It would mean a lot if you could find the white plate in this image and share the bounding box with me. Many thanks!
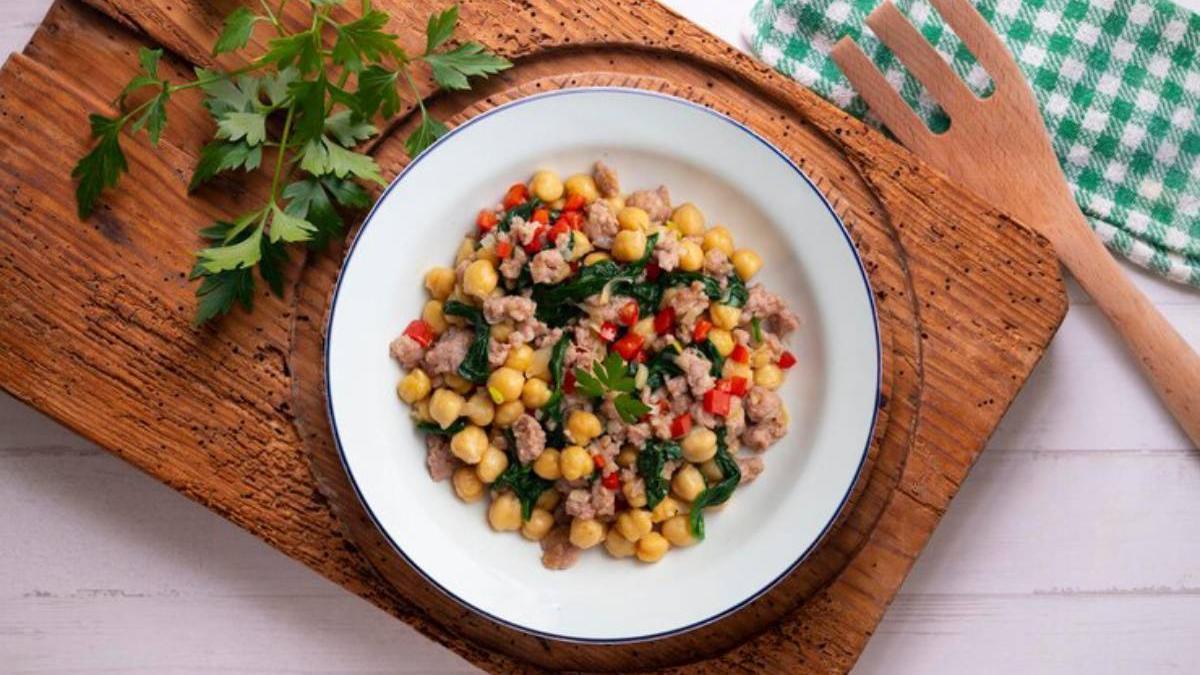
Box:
[325,88,880,643]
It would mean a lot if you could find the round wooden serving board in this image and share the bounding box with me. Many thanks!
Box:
[0,1,1068,673]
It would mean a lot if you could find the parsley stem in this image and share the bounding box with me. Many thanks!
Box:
[399,67,430,117]
[258,0,284,35]
[170,58,271,94]
[269,105,296,204]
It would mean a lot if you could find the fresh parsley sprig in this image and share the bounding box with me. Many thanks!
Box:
[574,352,652,424]
[72,1,510,326]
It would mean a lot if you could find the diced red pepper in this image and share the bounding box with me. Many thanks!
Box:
[657,399,670,413]
[617,301,639,327]
[654,307,675,335]
[563,194,586,212]
[693,318,713,343]
[547,219,571,245]
[563,370,576,394]
[778,351,797,369]
[613,332,644,361]
[403,319,435,348]
[598,321,619,342]
[731,344,750,364]
[670,413,693,438]
[523,225,548,253]
[593,454,607,470]
[635,350,647,364]
[476,209,498,232]
[502,183,528,209]
[561,210,584,230]
[645,261,661,281]
[495,240,513,259]
[602,472,620,490]
[703,388,732,416]
[726,376,749,396]
[531,207,550,225]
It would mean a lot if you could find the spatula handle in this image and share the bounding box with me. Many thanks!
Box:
[1056,211,1200,448]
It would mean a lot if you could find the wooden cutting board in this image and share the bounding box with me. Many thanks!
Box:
[0,0,1067,672]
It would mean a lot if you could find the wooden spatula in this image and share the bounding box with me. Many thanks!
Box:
[832,0,1200,447]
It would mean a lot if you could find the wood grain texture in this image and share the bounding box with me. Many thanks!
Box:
[0,0,1065,673]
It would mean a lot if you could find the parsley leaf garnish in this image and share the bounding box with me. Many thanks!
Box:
[71,2,510,326]
[574,352,652,423]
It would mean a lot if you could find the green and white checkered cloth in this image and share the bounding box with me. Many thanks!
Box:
[747,0,1200,287]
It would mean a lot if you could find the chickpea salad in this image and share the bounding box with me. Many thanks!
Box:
[389,162,801,570]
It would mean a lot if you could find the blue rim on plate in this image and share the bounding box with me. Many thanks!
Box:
[323,87,881,645]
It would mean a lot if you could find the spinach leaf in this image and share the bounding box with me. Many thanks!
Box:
[492,455,553,520]
[721,274,748,308]
[416,418,466,435]
[637,439,682,509]
[541,334,572,448]
[689,428,740,539]
[697,339,726,377]
[612,277,664,316]
[644,349,683,391]
[532,260,623,326]
[661,270,722,299]
[443,300,490,383]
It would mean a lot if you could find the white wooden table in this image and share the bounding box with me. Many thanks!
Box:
[3,2,1198,672]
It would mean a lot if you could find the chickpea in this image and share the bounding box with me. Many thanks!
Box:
[615,509,654,542]
[491,321,514,341]
[662,515,697,546]
[681,427,718,463]
[603,196,626,214]
[566,410,603,445]
[505,344,535,372]
[444,372,474,395]
[454,237,476,265]
[533,448,562,480]
[396,369,431,404]
[755,363,785,390]
[583,252,611,266]
[452,466,485,502]
[420,300,447,336]
[677,239,704,272]
[611,229,648,263]
[462,259,499,298]
[707,328,735,357]
[731,249,764,281]
[475,247,498,266]
[535,488,560,512]
[635,532,670,562]
[487,366,525,404]
[672,464,706,502]
[424,266,456,301]
[751,345,774,368]
[429,388,465,429]
[450,425,488,465]
[412,398,433,422]
[560,445,594,481]
[605,529,637,558]
[616,447,638,468]
[462,390,495,426]
[521,378,553,409]
[710,304,741,331]
[526,347,552,381]
[569,517,606,549]
[549,198,566,210]
[699,458,724,483]
[671,203,705,236]
[650,496,681,523]
[702,226,735,255]
[622,478,648,508]
[564,174,599,204]
[529,170,564,203]
[488,493,523,531]
[493,400,525,427]
[475,446,509,483]
[521,508,555,541]
[617,206,650,231]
